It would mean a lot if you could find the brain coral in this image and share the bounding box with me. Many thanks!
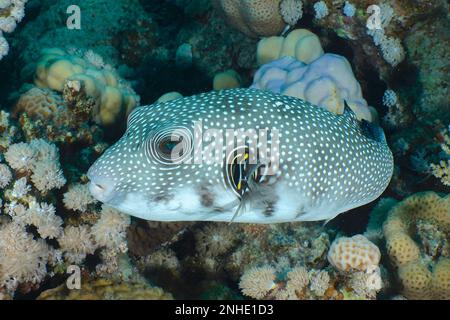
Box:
[251,54,375,121]
[13,87,65,121]
[213,0,287,38]
[32,48,140,126]
[328,235,381,272]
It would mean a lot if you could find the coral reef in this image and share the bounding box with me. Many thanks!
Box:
[256,29,324,66]
[213,0,287,38]
[252,55,374,121]
[0,0,448,302]
[328,235,380,272]
[0,0,27,60]
[38,277,173,300]
[0,110,133,299]
[32,48,139,126]
[213,69,242,90]
[368,192,450,300]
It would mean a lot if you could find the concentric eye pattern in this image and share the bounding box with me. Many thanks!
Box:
[146,126,193,167]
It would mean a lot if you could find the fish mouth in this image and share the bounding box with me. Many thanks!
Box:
[86,168,118,204]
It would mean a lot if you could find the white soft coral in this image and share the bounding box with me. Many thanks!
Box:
[0,0,28,60]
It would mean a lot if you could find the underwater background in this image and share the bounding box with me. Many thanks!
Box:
[0,0,449,300]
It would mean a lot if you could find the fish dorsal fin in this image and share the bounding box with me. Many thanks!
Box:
[343,101,387,143]
[360,119,387,143]
[343,101,358,121]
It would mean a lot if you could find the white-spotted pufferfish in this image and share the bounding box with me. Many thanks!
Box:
[87,89,393,223]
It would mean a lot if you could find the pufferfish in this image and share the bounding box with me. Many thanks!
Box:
[87,89,393,223]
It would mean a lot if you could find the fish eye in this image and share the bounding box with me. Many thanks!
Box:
[158,136,183,157]
[145,126,194,165]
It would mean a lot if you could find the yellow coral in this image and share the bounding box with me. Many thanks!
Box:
[431,258,450,300]
[389,191,450,231]
[213,69,242,90]
[398,262,432,300]
[382,191,450,299]
[38,278,173,300]
[32,48,140,126]
[256,29,324,66]
[213,0,286,38]
[385,233,420,266]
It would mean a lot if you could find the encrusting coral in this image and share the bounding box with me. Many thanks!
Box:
[38,277,173,300]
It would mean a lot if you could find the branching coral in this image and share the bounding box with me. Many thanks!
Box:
[366,3,405,67]
[313,1,329,20]
[0,163,12,188]
[430,128,450,186]
[26,201,63,240]
[280,0,303,27]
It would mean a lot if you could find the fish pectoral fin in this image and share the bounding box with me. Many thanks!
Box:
[229,200,246,224]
